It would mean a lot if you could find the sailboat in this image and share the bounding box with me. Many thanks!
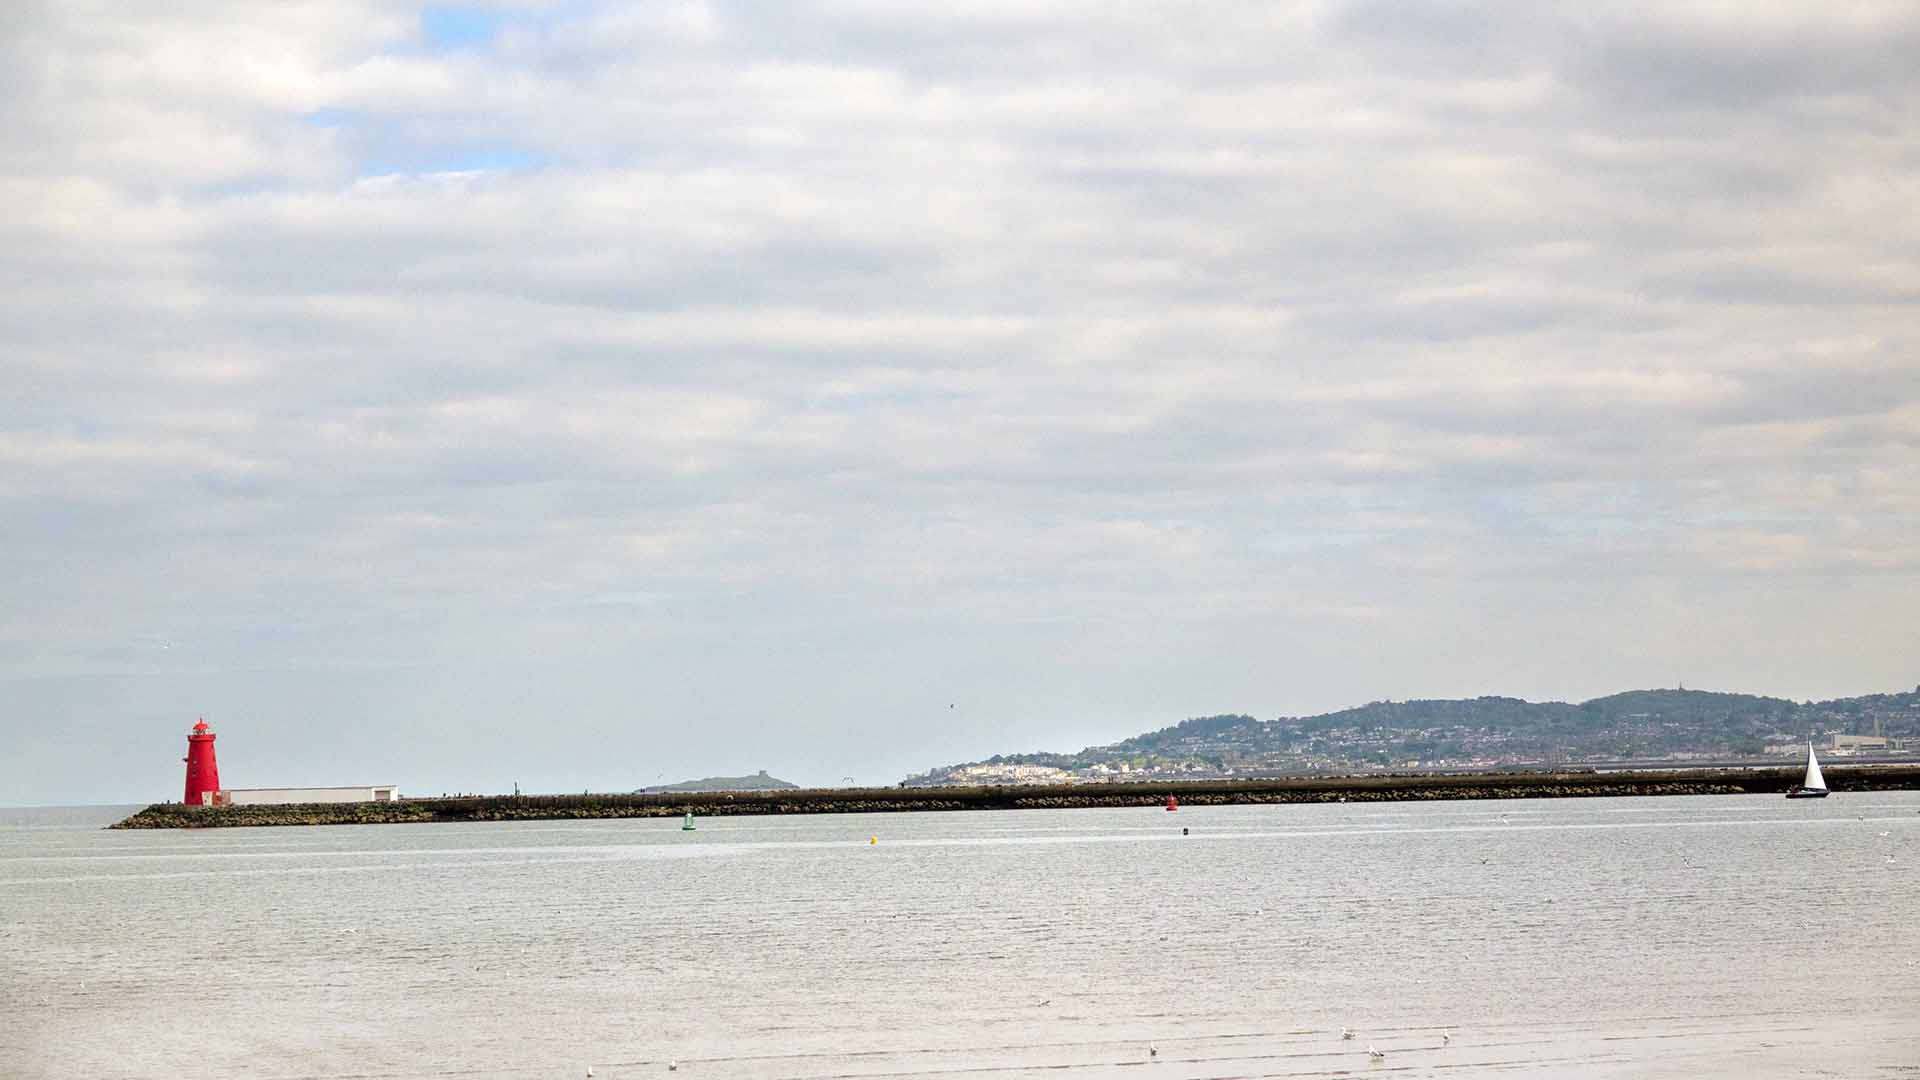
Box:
[1785,741,1829,799]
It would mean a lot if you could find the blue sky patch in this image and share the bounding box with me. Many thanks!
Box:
[363,145,544,177]
[422,7,502,48]
[301,107,364,128]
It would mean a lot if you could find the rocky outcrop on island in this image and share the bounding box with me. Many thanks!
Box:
[634,770,799,794]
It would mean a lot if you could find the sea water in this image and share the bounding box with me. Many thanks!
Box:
[2,794,1917,1078]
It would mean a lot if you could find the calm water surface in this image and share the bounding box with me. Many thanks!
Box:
[3,795,1918,1079]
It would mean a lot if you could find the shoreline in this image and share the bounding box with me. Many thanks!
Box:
[107,764,1920,828]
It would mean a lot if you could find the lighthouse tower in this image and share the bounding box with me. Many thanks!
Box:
[183,718,221,805]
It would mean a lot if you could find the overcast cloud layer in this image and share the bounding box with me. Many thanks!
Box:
[4,1,1918,804]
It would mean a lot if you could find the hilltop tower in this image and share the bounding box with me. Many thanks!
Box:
[183,718,221,805]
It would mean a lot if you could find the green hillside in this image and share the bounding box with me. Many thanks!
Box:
[906,685,1919,784]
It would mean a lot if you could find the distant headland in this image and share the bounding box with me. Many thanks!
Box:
[905,685,1920,786]
[635,770,797,794]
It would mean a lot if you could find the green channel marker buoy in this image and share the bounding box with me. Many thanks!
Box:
[682,811,696,831]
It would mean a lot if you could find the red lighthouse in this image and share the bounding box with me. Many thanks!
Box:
[183,718,221,805]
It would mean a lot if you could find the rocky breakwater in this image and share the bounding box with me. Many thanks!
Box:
[112,801,442,829]
[109,764,1920,829]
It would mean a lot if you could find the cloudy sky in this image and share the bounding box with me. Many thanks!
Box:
[4,1,1917,804]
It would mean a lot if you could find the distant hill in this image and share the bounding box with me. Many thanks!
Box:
[637,770,799,794]
[903,685,1920,785]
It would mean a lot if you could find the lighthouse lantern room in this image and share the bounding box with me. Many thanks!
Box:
[183,718,221,805]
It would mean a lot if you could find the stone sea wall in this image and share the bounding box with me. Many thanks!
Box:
[108,765,1920,829]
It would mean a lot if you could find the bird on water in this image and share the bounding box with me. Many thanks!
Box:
[1148,1042,1158,1057]
[1340,1027,1355,1040]
[1368,1045,1386,1060]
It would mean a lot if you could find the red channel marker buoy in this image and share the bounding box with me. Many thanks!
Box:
[1166,795,1178,811]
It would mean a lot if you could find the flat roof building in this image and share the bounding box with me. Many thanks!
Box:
[209,786,398,806]
[1829,734,1888,753]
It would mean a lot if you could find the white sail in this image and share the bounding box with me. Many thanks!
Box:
[1803,741,1827,791]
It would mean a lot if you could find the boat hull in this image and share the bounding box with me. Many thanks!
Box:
[1785,787,1829,799]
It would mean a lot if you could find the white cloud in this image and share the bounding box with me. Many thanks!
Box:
[2,1,1917,801]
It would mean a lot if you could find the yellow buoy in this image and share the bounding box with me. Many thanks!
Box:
[869,836,877,844]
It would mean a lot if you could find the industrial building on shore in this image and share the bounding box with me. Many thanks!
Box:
[207,785,399,806]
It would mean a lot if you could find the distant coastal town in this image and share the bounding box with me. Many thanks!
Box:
[902,686,1920,787]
